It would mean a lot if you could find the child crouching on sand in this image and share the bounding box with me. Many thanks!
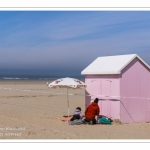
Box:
[70,107,83,121]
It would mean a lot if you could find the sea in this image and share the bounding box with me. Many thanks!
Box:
[0,75,85,82]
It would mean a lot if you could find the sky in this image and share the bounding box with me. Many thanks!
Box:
[0,11,150,78]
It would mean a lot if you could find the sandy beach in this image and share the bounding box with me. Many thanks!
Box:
[0,79,150,140]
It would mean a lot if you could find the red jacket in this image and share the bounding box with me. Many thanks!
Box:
[85,102,100,120]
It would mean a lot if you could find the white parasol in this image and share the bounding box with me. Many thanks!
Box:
[48,77,86,116]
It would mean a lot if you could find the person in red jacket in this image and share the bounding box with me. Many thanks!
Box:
[83,98,100,125]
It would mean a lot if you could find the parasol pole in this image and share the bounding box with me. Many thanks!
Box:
[67,87,69,117]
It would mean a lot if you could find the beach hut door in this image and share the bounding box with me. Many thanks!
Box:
[102,80,111,97]
[101,79,111,117]
[91,79,100,100]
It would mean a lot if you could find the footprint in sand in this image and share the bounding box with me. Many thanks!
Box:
[28,131,36,135]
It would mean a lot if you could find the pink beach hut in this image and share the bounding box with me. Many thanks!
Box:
[81,54,150,124]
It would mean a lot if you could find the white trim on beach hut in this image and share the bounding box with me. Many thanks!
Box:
[81,54,150,74]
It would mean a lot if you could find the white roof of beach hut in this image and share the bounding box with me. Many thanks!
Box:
[81,54,150,75]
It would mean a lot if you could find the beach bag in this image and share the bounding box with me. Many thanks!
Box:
[98,117,112,125]
[68,119,83,125]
